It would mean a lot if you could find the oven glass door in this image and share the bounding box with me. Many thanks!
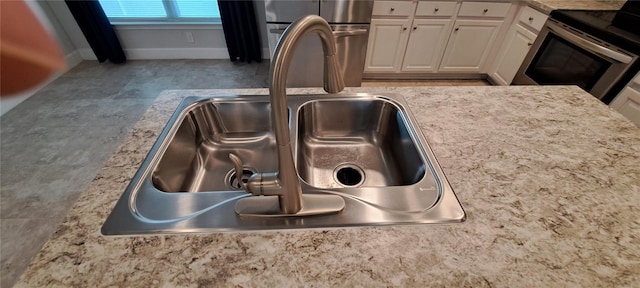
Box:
[525,33,612,91]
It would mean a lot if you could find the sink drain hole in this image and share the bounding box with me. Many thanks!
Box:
[334,164,365,187]
[226,168,256,190]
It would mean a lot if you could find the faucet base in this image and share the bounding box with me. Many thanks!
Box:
[235,194,345,217]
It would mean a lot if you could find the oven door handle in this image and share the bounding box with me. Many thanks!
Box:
[548,25,633,64]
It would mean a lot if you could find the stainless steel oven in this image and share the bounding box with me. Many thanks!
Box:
[514,18,639,101]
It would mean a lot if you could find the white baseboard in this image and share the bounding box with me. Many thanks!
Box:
[124,48,228,59]
[1,93,34,116]
[78,48,97,60]
[64,50,83,69]
[122,47,271,60]
[73,47,270,61]
[1,50,84,116]
[0,71,63,116]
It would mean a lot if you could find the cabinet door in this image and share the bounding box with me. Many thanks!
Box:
[490,24,537,85]
[401,19,453,72]
[439,19,503,72]
[610,87,640,127]
[364,19,410,72]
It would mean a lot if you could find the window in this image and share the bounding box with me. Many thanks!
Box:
[98,0,220,22]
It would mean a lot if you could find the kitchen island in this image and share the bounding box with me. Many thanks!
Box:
[15,86,640,287]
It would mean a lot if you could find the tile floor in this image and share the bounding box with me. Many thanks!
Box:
[0,59,488,287]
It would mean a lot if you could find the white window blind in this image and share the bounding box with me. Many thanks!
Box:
[98,0,220,22]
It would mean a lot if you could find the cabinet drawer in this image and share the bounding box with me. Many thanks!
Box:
[633,72,640,85]
[372,1,414,17]
[518,6,547,32]
[610,87,640,126]
[415,1,457,17]
[458,2,511,18]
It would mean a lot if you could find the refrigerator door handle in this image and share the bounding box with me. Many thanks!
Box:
[269,28,287,34]
[332,29,368,37]
[270,28,368,37]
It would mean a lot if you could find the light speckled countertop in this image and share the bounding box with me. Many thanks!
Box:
[527,0,625,12]
[15,85,640,287]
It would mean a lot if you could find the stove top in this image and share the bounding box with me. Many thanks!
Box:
[551,9,640,54]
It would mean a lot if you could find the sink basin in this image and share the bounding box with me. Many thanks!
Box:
[102,94,465,235]
[297,99,425,188]
[152,101,277,192]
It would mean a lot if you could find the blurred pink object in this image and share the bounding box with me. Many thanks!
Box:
[1,0,66,96]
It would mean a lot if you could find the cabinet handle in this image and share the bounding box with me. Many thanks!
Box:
[454,27,459,31]
[528,43,533,46]
[434,8,439,12]
[413,26,417,30]
[390,7,395,12]
[529,17,534,21]
[483,8,488,13]
[403,26,407,31]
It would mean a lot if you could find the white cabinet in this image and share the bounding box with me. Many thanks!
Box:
[489,5,547,85]
[438,19,502,72]
[365,0,460,74]
[365,1,455,73]
[491,24,536,85]
[415,1,457,17]
[610,88,640,127]
[401,19,452,72]
[610,72,640,127]
[364,1,516,77]
[372,1,414,17]
[457,1,511,18]
[364,19,410,72]
[518,6,547,31]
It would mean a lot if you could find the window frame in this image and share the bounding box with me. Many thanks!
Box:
[101,0,221,24]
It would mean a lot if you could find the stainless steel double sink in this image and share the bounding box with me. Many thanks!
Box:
[102,93,465,235]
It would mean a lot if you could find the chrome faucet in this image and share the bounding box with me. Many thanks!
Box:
[231,15,346,216]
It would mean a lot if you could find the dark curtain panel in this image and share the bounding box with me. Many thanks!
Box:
[218,0,262,63]
[65,0,126,63]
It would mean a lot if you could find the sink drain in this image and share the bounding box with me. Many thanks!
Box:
[225,167,256,190]
[334,164,365,187]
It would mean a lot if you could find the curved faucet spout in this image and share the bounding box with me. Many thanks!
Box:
[271,15,346,97]
[233,15,346,216]
[270,15,345,148]
[269,15,345,214]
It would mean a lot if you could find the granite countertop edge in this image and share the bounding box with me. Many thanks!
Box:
[519,0,624,13]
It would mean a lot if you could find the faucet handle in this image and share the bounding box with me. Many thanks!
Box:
[229,153,248,191]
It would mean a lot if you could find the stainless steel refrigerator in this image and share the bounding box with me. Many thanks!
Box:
[265,0,373,87]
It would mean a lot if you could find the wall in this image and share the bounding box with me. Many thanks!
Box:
[37,1,74,55]
[110,0,270,59]
[40,0,270,60]
[44,0,96,60]
[112,24,233,59]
